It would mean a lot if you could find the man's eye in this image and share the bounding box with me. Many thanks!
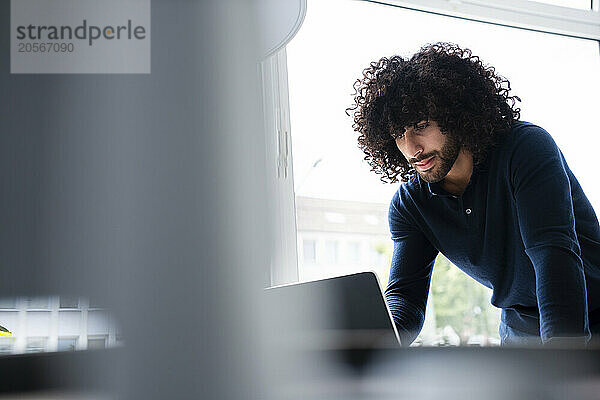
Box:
[415,122,429,130]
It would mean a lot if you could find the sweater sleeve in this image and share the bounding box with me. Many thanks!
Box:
[384,190,438,346]
[510,126,590,343]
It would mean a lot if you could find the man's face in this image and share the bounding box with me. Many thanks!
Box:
[394,120,461,183]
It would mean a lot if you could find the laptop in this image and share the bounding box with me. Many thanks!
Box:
[263,271,401,349]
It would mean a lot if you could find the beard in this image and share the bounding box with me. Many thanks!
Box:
[411,134,461,183]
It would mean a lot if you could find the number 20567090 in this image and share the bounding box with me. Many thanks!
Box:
[18,42,74,53]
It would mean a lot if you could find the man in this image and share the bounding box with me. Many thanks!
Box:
[347,42,600,346]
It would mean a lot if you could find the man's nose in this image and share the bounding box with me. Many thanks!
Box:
[405,133,423,159]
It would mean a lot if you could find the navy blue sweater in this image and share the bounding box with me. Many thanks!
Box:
[385,121,600,345]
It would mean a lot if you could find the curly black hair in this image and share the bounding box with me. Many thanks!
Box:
[346,42,521,183]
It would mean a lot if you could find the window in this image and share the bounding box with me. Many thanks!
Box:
[25,297,49,309]
[284,0,600,345]
[346,242,361,265]
[363,215,379,226]
[89,298,104,309]
[57,337,78,352]
[324,212,346,224]
[302,239,317,263]
[88,336,107,350]
[26,337,47,353]
[288,0,600,208]
[323,240,339,265]
[0,338,14,354]
[59,296,80,309]
[0,298,16,309]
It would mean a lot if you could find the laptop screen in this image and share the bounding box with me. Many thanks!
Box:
[264,272,401,349]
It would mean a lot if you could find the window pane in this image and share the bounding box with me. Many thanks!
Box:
[288,1,600,211]
[302,240,316,263]
[0,338,14,354]
[88,336,107,350]
[0,298,16,309]
[25,297,49,309]
[323,241,338,265]
[88,298,104,309]
[57,337,77,352]
[346,242,361,265]
[26,337,47,353]
[287,0,600,346]
[59,296,80,309]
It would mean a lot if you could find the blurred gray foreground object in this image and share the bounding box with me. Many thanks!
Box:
[0,0,301,398]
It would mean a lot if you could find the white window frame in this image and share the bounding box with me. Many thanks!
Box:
[261,48,300,286]
[367,0,600,40]
[263,0,600,283]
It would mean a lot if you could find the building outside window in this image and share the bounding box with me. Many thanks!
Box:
[0,297,120,356]
[295,196,392,281]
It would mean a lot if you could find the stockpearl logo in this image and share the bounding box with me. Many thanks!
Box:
[11,0,151,74]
